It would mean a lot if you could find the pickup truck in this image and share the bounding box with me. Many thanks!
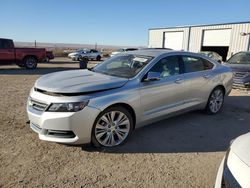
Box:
[0,38,46,69]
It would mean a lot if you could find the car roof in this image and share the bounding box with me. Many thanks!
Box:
[127,49,174,57]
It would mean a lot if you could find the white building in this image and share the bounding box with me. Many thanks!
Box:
[148,21,250,60]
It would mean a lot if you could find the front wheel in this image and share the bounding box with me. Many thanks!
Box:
[205,87,224,114]
[43,57,50,63]
[91,107,133,148]
[24,56,37,69]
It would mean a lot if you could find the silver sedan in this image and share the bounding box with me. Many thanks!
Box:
[27,50,233,148]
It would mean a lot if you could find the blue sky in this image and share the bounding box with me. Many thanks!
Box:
[0,0,249,46]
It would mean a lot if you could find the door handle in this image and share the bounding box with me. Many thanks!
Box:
[175,78,183,84]
[203,74,211,79]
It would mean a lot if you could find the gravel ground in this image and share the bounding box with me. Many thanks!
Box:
[0,58,250,188]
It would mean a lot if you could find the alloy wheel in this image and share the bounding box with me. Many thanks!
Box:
[209,89,224,113]
[94,111,130,147]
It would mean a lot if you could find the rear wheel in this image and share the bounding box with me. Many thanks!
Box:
[43,57,50,63]
[205,87,224,114]
[24,56,37,69]
[91,106,133,148]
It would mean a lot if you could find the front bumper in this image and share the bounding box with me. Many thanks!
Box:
[233,82,250,90]
[215,151,250,188]
[233,76,250,90]
[27,102,101,145]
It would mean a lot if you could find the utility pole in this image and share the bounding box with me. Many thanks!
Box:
[95,42,97,50]
[35,40,37,48]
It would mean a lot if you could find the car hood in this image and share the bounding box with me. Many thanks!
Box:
[231,132,250,167]
[35,70,128,94]
[224,63,250,72]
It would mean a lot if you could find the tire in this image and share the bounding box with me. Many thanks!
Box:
[96,55,101,61]
[91,106,134,148]
[43,57,49,63]
[205,87,225,114]
[24,56,37,69]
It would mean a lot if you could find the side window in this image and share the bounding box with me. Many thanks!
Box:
[149,56,180,78]
[0,40,13,49]
[182,56,205,73]
[202,58,214,70]
[2,40,13,49]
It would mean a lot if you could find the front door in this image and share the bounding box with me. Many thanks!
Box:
[139,55,187,122]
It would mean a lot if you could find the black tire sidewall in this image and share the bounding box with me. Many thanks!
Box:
[91,106,134,148]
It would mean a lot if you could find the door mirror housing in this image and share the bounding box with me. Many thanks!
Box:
[143,72,161,82]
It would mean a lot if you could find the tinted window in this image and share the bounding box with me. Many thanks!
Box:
[182,56,213,73]
[0,40,13,49]
[203,58,214,70]
[149,56,180,78]
[228,52,250,64]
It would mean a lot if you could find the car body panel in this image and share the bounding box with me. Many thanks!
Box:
[34,70,128,93]
[27,50,233,144]
[215,157,225,188]
[215,132,250,188]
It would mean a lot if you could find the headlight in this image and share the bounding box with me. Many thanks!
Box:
[46,101,89,112]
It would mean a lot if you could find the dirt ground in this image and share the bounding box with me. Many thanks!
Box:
[0,58,250,188]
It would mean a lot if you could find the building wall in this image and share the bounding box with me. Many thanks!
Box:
[148,22,250,58]
[188,23,250,58]
[148,27,190,50]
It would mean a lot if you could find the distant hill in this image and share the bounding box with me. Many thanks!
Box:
[14,41,142,50]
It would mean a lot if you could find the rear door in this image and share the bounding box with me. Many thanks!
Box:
[0,39,15,65]
[180,55,215,106]
[139,55,187,122]
[89,49,98,59]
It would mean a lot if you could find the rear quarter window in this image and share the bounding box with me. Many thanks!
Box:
[181,56,214,73]
[202,58,214,70]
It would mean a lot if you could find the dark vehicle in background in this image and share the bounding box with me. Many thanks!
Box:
[43,51,54,63]
[200,51,223,63]
[0,38,46,69]
[224,51,250,89]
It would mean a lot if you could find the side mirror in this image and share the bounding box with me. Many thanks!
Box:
[143,72,161,82]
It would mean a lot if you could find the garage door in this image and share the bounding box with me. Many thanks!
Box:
[164,32,184,50]
[202,29,231,46]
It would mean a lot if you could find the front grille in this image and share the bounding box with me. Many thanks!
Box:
[47,130,76,138]
[29,98,48,111]
[233,72,248,78]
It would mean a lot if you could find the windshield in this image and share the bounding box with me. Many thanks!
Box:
[228,52,250,64]
[93,54,153,78]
